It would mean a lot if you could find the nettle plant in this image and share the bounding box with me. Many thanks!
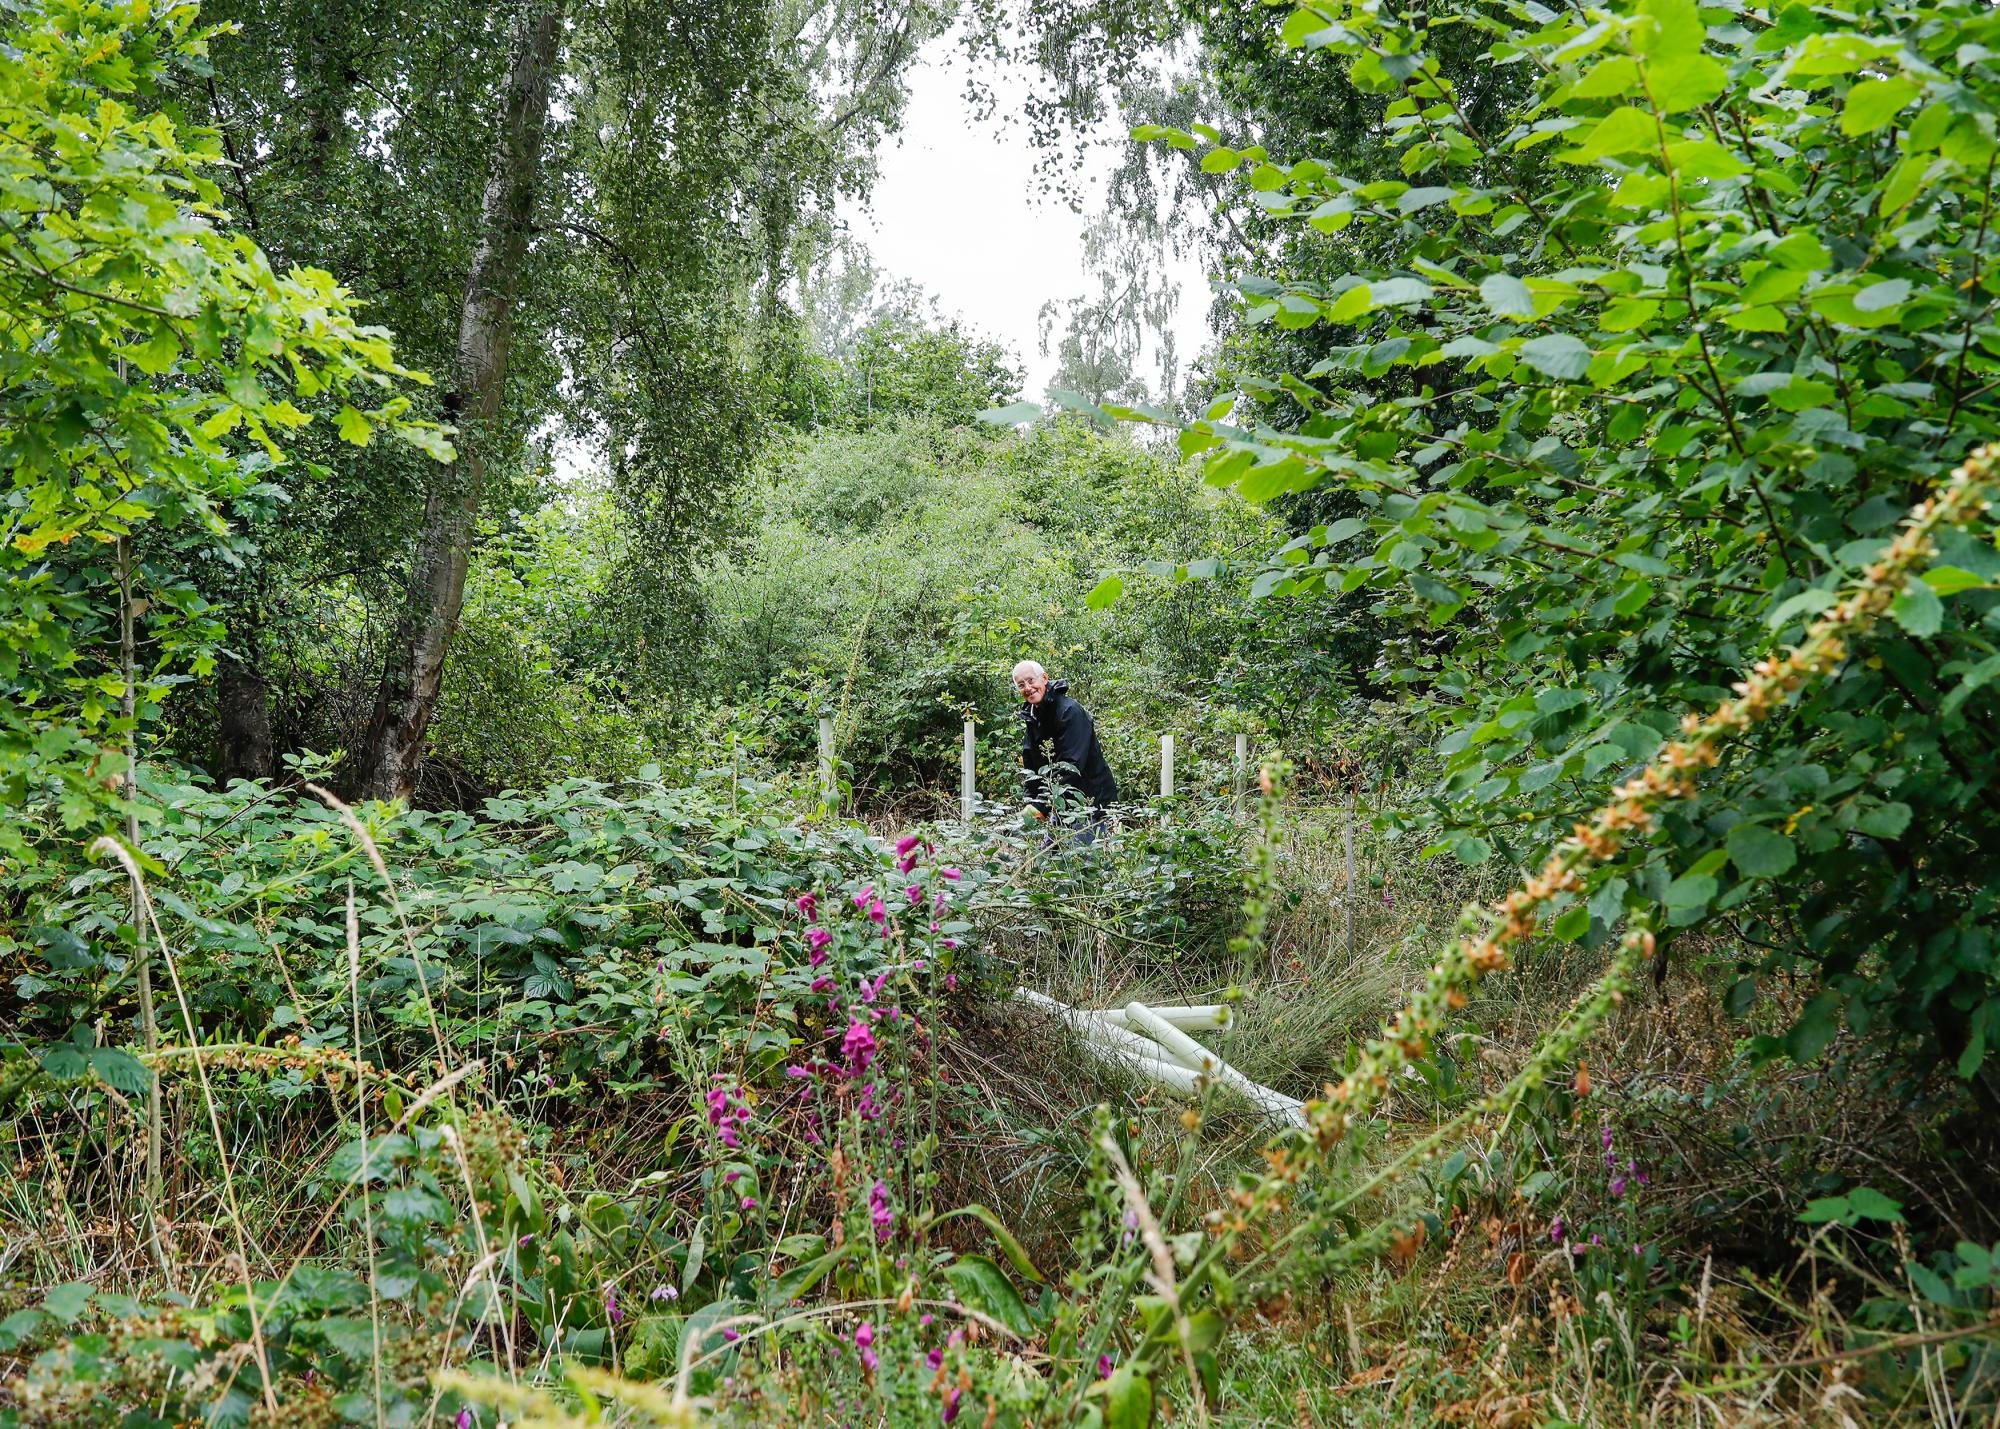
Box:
[1128,0,2000,1094]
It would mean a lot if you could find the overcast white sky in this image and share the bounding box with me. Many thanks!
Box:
[838,33,1214,404]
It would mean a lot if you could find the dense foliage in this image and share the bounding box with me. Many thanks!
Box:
[9,0,2000,1425]
[1081,0,2000,1104]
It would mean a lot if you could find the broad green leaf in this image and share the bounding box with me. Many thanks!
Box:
[1085,575,1125,610]
[1663,871,1717,912]
[926,1204,1046,1283]
[1923,566,1987,596]
[1480,273,1535,319]
[1726,823,1796,878]
[1842,76,1920,136]
[1574,106,1660,159]
[1647,53,1727,113]
[1103,1365,1153,1429]
[1518,334,1592,380]
[1890,577,1943,636]
[1856,801,1913,839]
[940,1254,1033,1336]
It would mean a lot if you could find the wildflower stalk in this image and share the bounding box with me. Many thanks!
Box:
[1196,443,1998,1264]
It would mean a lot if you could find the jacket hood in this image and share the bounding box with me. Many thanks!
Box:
[1021,678,1068,717]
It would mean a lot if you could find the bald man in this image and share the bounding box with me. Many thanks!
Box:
[1012,660,1118,831]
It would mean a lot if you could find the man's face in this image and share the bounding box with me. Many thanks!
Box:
[1014,670,1048,704]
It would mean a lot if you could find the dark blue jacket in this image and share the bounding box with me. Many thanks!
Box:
[1021,680,1118,812]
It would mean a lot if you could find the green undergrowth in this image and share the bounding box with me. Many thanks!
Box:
[4,764,1995,1426]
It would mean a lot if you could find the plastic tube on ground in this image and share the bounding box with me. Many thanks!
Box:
[1098,1003,1233,1035]
[1011,990,1206,1094]
[1122,1001,1307,1128]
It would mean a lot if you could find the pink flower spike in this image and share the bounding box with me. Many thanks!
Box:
[811,975,833,993]
[456,1409,475,1429]
[906,884,923,903]
[920,1313,934,1327]
[740,1195,757,1210]
[843,1019,878,1073]
[861,1347,879,1373]
[945,973,958,991]
[855,1320,875,1349]
[853,884,875,908]
[795,892,817,917]
[895,833,921,856]
[1098,1353,1114,1378]
[868,897,887,925]
[722,1327,739,1342]
[927,1346,944,1369]
[942,938,959,950]
[940,866,961,880]
[897,853,918,873]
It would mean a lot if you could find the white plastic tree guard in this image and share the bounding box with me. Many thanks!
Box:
[1011,988,1306,1128]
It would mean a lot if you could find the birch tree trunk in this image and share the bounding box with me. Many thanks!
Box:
[352,0,562,801]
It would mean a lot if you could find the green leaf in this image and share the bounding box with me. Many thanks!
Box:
[1663,871,1716,913]
[1726,823,1796,879]
[1842,76,1921,136]
[41,1283,93,1325]
[978,401,1041,426]
[335,405,372,446]
[1943,653,2000,718]
[1846,1187,1906,1224]
[1574,106,1660,159]
[1647,53,1727,113]
[1369,277,1433,307]
[1786,991,1843,1061]
[1279,8,1333,46]
[926,1204,1046,1283]
[1518,334,1592,380]
[1890,577,1943,636]
[940,1254,1033,1336]
[1085,575,1126,610]
[1855,801,1912,839]
[1103,1365,1154,1429]
[1480,273,1535,319]
[1922,565,1986,596]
